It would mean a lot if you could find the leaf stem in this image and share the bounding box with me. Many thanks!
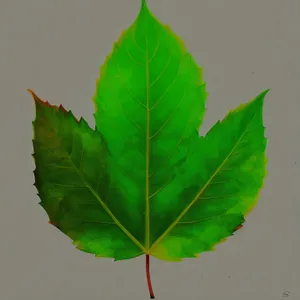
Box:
[146,254,155,299]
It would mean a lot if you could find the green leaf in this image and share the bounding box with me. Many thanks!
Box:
[29,0,269,297]
[30,90,145,260]
[148,89,269,261]
[93,0,207,252]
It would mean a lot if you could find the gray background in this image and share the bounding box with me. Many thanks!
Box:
[1,0,299,299]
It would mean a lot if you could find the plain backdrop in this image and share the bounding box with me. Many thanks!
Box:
[1,0,299,299]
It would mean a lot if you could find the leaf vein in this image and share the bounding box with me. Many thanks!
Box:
[131,27,145,53]
[116,95,143,130]
[178,214,226,224]
[44,164,74,170]
[116,64,147,109]
[149,88,187,140]
[200,193,240,200]
[149,55,171,88]
[50,182,87,188]
[149,112,258,252]
[148,180,170,200]
[81,221,116,225]
[126,48,145,67]
[149,58,183,111]
[148,39,160,64]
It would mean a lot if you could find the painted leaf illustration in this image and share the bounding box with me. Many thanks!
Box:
[30,0,269,298]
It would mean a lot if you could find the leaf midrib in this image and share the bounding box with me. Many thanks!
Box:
[148,112,258,253]
[145,35,151,251]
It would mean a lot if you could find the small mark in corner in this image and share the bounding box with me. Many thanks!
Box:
[282,290,291,298]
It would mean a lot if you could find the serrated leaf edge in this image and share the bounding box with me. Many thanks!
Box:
[28,89,147,255]
[148,89,270,255]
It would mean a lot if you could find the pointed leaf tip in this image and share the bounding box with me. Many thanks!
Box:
[27,89,45,107]
[140,0,148,10]
[27,88,36,100]
[27,89,45,106]
[259,88,271,100]
[27,89,43,107]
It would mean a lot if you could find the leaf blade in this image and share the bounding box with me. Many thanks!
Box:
[149,89,269,260]
[30,90,145,259]
[93,3,208,250]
